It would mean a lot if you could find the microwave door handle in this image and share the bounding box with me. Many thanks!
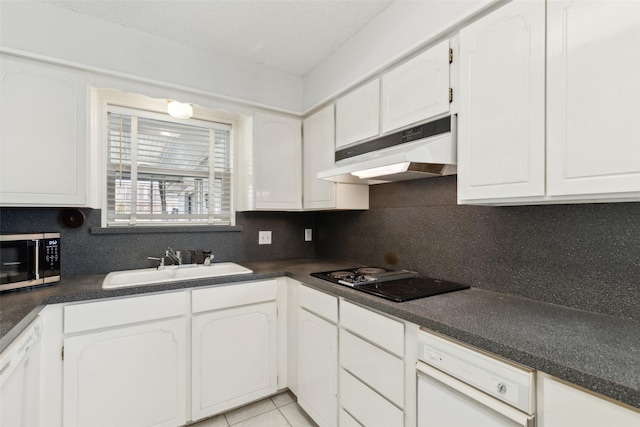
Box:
[31,239,40,281]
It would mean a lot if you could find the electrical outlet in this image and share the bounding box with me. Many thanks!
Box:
[305,228,312,242]
[259,230,272,245]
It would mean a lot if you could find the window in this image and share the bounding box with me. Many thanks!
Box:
[106,105,233,226]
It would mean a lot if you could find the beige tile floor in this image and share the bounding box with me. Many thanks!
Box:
[188,391,318,427]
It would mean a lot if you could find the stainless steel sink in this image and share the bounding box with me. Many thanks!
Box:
[102,263,253,289]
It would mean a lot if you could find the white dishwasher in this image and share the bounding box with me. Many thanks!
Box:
[0,317,43,427]
[417,329,535,427]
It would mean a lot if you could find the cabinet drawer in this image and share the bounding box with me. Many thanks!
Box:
[340,369,403,427]
[299,285,338,323]
[340,300,404,357]
[192,280,277,313]
[64,291,186,334]
[340,329,404,407]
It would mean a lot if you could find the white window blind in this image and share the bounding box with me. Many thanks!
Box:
[106,107,232,226]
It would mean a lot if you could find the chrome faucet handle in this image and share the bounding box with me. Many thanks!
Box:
[203,255,214,266]
[166,247,182,265]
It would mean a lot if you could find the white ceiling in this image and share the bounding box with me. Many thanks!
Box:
[44,0,394,76]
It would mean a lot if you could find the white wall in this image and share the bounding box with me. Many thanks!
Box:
[1,0,503,115]
[0,1,303,113]
[302,0,500,112]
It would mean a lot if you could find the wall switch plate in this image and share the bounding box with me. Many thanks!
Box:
[305,229,312,242]
[259,231,272,245]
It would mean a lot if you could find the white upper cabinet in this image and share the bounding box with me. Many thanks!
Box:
[253,112,302,210]
[457,0,546,203]
[382,39,451,133]
[335,79,380,149]
[458,0,640,204]
[0,56,89,207]
[546,0,640,197]
[302,105,368,210]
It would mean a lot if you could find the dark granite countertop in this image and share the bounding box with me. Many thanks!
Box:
[1,257,638,410]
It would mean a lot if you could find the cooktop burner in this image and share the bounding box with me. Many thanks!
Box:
[311,267,469,302]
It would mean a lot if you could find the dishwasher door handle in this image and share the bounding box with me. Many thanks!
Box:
[417,362,535,427]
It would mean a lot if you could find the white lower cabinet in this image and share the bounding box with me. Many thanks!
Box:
[63,318,187,427]
[339,300,415,427]
[539,374,640,427]
[60,281,280,427]
[297,286,339,427]
[294,286,417,427]
[191,290,278,420]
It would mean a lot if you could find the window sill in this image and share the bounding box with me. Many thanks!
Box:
[90,225,243,235]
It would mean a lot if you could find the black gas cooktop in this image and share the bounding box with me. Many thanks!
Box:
[310,267,469,302]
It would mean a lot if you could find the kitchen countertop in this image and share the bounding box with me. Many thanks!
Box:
[1,257,638,410]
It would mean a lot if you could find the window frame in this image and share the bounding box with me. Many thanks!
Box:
[95,89,238,228]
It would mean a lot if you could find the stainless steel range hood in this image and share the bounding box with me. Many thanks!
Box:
[317,115,457,185]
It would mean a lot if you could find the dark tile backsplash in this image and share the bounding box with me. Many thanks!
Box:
[314,176,640,321]
[2,176,639,320]
[0,208,315,276]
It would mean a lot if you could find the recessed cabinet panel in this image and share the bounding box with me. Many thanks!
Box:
[253,112,302,210]
[546,0,640,196]
[63,318,187,427]
[192,301,278,420]
[382,39,451,133]
[0,56,88,206]
[336,80,380,149]
[191,280,277,313]
[457,0,545,202]
[64,291,186,334]
[297,307,338,427]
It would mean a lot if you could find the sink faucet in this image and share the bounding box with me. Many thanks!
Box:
[165,247,182,265]
[147,247,182,269]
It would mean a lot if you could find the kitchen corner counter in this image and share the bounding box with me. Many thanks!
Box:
[1,257,638,410]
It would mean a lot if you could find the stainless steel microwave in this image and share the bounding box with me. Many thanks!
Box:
[0,233,60,292]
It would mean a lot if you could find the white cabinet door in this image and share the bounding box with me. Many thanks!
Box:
[192,301,278,420]
[457,0,546,203]
[540,376,640,427]
[297,307,338,427]
[303,105,337,209]
[303,105,369,210]
[0,55,89,207]
[546,0,640,197]
[253,112,302,210]
[382,39,451,133]
[63,318,187,427]
[336,79,380,148]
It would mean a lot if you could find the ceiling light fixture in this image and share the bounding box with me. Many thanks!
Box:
[167,100,193,119]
